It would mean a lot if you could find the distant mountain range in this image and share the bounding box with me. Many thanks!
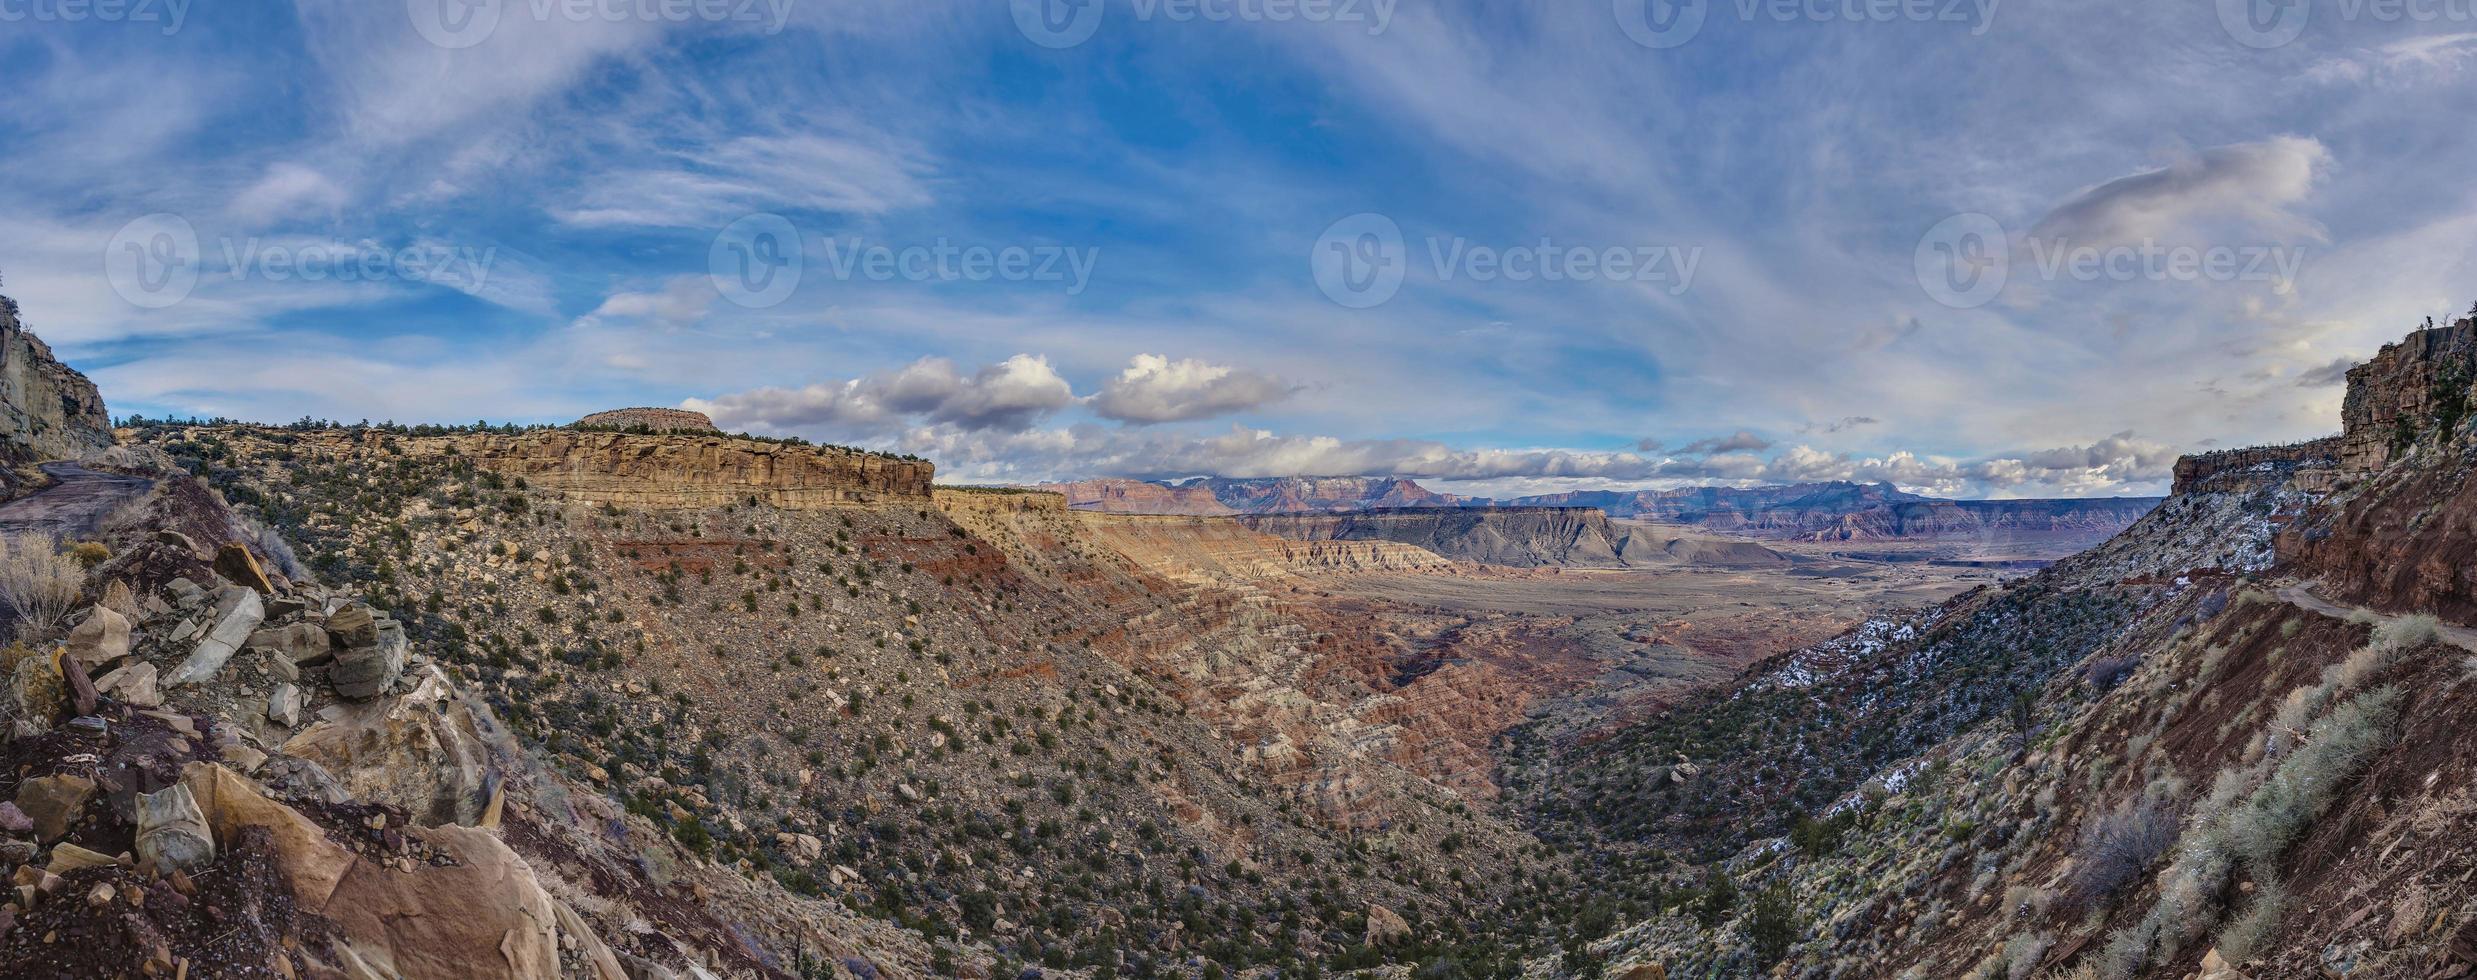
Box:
[1038,476,2163,544]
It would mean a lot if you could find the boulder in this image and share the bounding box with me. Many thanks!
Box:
[249,622,332,667]
[15,773,95,842]
[1366,904,1411,946]
[283,669,493,826]
[321,824,563,980]
[95,660,162,708]
[214,542,275,593]
[330,617,408,701]
[63,606,131,669]
[134,782,214,873]
[181,763,357,907]
[166,586,265,686]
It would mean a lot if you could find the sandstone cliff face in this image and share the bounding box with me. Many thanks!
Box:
[1041,478,1236,515]
[1239,506,1635,567]
[316,429,932,509]
[2170,437,2341,494]
[2335,318,2477,474]
[0,295,112,465]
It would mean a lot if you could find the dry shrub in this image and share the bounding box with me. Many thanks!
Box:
[2067,798,2178,910]
[0,532,84,639]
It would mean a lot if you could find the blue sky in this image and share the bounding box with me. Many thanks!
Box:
[6,1,2477,497]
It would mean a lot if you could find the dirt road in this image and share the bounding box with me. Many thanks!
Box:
[2280,581,2477,653]
[0,462,156,541]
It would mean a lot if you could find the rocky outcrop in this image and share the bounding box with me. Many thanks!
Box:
[2170,437,2342,494]
[0,295,112,467]
[1042,478,1237,515]
[2284,318,2477,618]
[2335,317,2477,474]
[1240,506,1637,567]
[310,429,933,509]
[573,407,719,432]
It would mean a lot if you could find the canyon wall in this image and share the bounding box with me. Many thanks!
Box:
[1042,477,1236,515]
[1239,506,1635,567]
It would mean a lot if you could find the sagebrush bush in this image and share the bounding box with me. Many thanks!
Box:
[2214,877,2286,964]
[0,533,84,638]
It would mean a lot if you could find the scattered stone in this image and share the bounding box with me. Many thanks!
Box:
[63,606,131,669]
[95,661,162,708]
[324,604,380,648]
[154,530,201,556]
[14,774,96,842]
[135,783,216,874]
[220,744,268,773]
[163,577,205,606]
[45,842,122,874]
[84,881,114,908]
[248,622,330,667]
[99,579,140,621]
[0,802,29,834]
[66,715,108,737]
[214,542,275,593]
[267,682,305,727]
[166,586,266,686]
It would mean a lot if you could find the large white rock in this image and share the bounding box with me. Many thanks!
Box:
[167,587,265,686]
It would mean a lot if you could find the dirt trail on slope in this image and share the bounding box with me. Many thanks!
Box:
[0,461,156,540]
[2280,581,2477,652]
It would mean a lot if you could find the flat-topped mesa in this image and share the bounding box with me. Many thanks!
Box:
[573,407,720,433]
[2170,437,2342,495]
[348,428,932,509]
[2338,316,2477,473]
